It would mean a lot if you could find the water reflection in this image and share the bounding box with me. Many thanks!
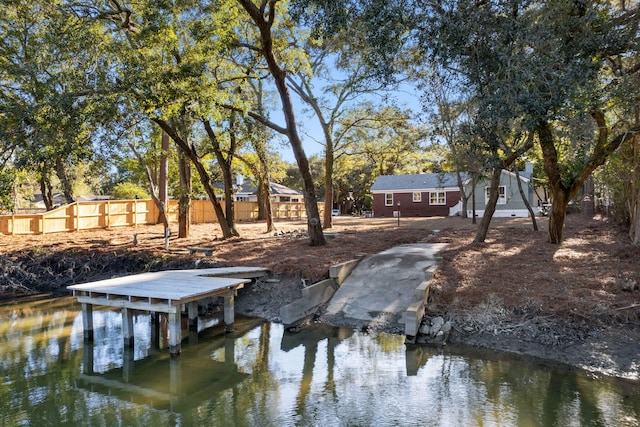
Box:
[1,297,639,426]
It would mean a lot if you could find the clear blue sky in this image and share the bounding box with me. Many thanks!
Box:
[276,82,424,164]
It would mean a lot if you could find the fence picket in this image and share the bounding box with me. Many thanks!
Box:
[0,200,323,235]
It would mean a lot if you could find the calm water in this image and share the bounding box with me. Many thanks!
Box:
[1,297,639,427]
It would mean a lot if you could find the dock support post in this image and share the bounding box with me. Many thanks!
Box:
[188,302,198,332]
[122,308,134,348]
[224,292,235,333]
[82,343,94,374]
[81,303,94,342]
[150,312,160,350]
[224,336,235,364]
[168,311,182,355]
[123,347,135,382]
[170,357,183,401]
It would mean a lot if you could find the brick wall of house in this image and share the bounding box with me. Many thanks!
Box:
[372,190,461,217]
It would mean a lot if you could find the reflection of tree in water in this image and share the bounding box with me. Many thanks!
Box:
[2,300,640,426]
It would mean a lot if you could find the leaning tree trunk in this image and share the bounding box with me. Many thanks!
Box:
[323,139,334,229]
[238,0,325,246]
[203,119,239,237]
[474,168,502,242]
[471,175,477,225]
[514,165,538,231]
[178,149,191,238]
[629,124,640,245]
[153,118,235,239]
[39,175,54,211]
[631,192,640,246]
[54,156,75,204]
[456,170,469,219]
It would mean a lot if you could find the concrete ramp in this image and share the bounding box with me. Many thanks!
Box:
[322,243,448,330]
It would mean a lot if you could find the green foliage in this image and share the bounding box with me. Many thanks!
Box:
[111,183,150,200]
[0,168,16,213]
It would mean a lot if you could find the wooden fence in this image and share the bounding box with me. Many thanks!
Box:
[0,199,322,235]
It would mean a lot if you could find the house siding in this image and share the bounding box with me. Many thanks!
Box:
[373,190,461,217]
[465,171,535,217]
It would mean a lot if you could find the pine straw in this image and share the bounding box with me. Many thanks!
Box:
[429,215,640,326]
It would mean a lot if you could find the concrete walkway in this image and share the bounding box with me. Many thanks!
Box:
[322,243,448,330]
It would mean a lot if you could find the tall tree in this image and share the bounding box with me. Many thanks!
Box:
[342,105,427,176]
[286,26,399,228]
[236,0,325,245]
[84,0,245,239]
[421,0,640,243]
[0,2,108,206]
[298,0,640,244]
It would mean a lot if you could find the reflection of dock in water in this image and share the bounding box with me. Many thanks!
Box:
[79,353,247,410]
[78,317,264,411]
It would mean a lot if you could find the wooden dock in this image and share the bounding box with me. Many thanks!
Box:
[68,267,269,355]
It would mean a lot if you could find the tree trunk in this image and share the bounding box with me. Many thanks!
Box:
[203,118,239,237]
[178,149,191,238]
[322,132,334,229]
[548,191,568,243]
[323,140,334,229]
[474,168,502,242]
[580,176,595,216]
[157,131,169,226]
[631,193,640,245]
[456,170,469,219]
[127,140,168,229]
[471,175,477,224]
[152,118,235,239]
[537,116,639,243]
[39,174,54,211]
[257,180,266,220]
[258,178,274,233]
[54,157,75,204]
[514,165,538,231]
[238,0,325,246]
[630,133,640,245]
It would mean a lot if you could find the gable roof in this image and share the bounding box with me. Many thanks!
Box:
[215,181,302,196]
[371,173,462,192]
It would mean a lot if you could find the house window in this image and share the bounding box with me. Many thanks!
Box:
[385,193,393,206]
[485,186,507,204]
[280,196,291,202]
[429,191,446,205]
[412,192,422,202]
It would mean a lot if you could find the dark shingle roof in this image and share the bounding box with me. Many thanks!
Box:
[371,173,462,191]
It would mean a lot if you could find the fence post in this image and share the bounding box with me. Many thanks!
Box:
[74,202,79,232]
[133,200,138,227]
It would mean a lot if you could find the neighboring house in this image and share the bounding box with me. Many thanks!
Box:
[215,177,303,203]
[371,165,539,218]
[234,182,303,203]
[370,173,463,217]
[462,166,538,218]
[32,193,111,210]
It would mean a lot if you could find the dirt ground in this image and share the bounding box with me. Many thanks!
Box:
[1,214,639,379]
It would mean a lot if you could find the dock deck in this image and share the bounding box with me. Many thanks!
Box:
[68,267,269,355]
